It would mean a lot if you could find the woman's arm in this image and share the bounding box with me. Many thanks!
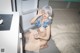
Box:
[30,9,42,24]
[30,15,39,24]
[38,25,51,41]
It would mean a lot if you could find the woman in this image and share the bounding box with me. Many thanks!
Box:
[25,5,52,52]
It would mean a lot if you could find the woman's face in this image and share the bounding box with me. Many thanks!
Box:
[41,10,49,19]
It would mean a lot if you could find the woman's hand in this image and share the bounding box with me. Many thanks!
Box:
[38,9,43,16]
[34,31,39,39]
[30,9,42,24]
[34,34,39,39]
[29,29,39,39]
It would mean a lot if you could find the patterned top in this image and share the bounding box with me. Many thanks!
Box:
[35,16,52,28]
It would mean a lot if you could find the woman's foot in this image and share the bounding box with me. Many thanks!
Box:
[40,44,48,49]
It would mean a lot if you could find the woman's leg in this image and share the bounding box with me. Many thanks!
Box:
[40,40,48,49]
[25,29,41,51]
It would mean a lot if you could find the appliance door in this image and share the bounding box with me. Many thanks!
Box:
[17,0,38,32]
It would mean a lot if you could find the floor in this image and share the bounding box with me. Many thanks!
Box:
[23,38,60,53]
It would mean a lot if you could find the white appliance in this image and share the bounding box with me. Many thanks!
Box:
[0,12,19,53]
[17,0,38,32]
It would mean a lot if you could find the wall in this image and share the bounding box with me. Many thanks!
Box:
[49,0,80,9]
[52,9,80,24]
[49,0,80,24]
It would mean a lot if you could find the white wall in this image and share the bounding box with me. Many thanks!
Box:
[0,0,12,12]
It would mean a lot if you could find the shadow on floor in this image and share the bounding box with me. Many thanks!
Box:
[40,39,60,53]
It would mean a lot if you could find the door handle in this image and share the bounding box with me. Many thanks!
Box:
[0,17,3,25]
